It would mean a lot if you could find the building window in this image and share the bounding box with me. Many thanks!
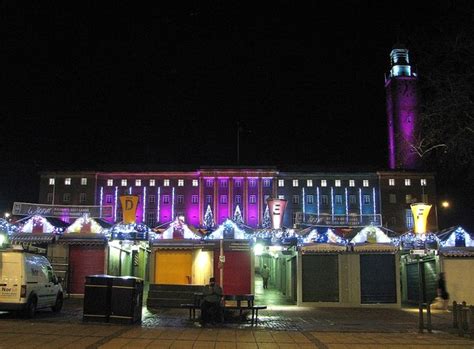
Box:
[389,194,397,203]
[106,195,113,204]
[263,179,271,187]
[390,217,397,225]
[235,195,241,204]
[307,195,314,204]
[292,179,299,187]
[420,178,427,186]
[220,180,228,188]
[149,179,155,187]
[264,195,270,202]
[349,195,356,204]
[220,195,227,204]
[292,195,299,204]
[406,209,414,229]
[192,179,198,187]
[49,178,55,185]
[335,180,341,187]
[107,179,113,186]
[335,195,342,204]
[191,195,198,204]
[307,179,313,187]
[278,179,284,187]
[349,180,355,187]
[146,212,155,226]
[81,178,87,185]
[278,195,285,200]
[121,179,127,186]
[422,194,428,203]
[65,178,71,185]
[248,179,256,188]
[249,195,256,204]
[206,179,213,187]
[234,180,241,188]
[321,180,327,187]
[206,195,212,203]
[79,193,86,203]
[47,193,53,203]
[405,194,412,204]
[63,193,71,202]
[135,179,141,186]
[164,179,170,187]
[177,195,184,204]
[149,195,155,203]
[321,195,329,205]
[389,178,395,186]
[178,179,184,187]
[363,180,369,187]
[163,195,170,204]
[363,195,370,204]
[405,178,411,186]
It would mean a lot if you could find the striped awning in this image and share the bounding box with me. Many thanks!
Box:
[58,233,108,246]
[9,233,57,244]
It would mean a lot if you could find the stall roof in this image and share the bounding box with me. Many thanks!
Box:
[437,226,473,248]
[58,233,108,245]
[9,233,57,243]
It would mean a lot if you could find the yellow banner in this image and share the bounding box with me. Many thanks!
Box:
[120,195,139,224]
[411,203,432,234]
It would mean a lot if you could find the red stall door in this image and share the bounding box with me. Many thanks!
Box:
[214,251,251,295]
[69,246,105,294]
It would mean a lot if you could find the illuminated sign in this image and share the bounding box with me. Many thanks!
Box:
[12,202,113,218]
[267,198,287,230]
[410,203,432,234]
[120,196,139,224]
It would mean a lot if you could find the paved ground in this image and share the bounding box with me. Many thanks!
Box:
[0,296,472,348]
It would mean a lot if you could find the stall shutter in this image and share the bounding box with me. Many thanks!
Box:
[360,254,396,304]
[214,251,251,294]
[406,259,437,304]
[69,246,105,294]
[302,254,339,302]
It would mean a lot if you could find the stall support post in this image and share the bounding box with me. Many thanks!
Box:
[417,257,424,333]
[469,306,474,340]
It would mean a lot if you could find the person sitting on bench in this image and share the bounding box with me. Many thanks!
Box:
[200,277,223,324]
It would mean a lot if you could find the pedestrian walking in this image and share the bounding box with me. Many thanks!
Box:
[261,264,270,289]
[437,272,449,310]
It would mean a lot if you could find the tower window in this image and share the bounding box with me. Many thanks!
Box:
[107,179,113,186]
[49,178,55,185]
[135,179,141,186]
[65,178,71,186]
[335,180,341,187]
[149,179,156,187]
[307,179,313,187]
[81,178,87,185]
[420,179,427,186]
[164,179,170,187]
[389,178,395,186]
[349,180,355,187]
[278,180,284,187]
[404,179,411,186]
[363,180,369,187]
[178,180,184,187]
[292,179,299,187]
[321,180,327,187]
[121,179,127,187]
[192,180,199,187]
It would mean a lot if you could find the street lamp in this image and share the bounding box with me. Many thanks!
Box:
[441,201,450,209]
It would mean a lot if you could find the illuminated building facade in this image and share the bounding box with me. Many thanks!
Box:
[38,168,437,233]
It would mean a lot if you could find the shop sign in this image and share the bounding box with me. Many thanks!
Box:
[12,202,113,218]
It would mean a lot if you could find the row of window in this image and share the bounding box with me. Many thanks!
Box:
[101,193,373,205]
[389,193,428,204]
[49,177,428,188]
[49,178,88,186]
[47,193,87,203]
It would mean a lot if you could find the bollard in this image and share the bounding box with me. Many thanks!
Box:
[453,301,458,328]
[458,304,464,337]
[426,303,432,333]
[470,306,474,340]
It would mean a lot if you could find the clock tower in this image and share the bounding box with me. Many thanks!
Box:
[385,45,419,169]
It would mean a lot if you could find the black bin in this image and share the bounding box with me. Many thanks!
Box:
[83,274,115,322]
[109,277,144,324]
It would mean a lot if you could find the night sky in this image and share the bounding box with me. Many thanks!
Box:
[1,1,472,228]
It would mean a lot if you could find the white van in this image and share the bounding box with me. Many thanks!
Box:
[0,249,63,317]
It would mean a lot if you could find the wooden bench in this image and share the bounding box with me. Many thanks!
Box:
[181,293,267,325]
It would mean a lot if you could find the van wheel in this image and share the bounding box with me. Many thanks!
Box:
[25,297,37,318]
[52,294,63,313]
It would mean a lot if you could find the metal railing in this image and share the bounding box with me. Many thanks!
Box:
[452,301,474,339]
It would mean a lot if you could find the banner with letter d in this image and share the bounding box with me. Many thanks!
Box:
[120,195,139,224]
[410,203,432,234]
